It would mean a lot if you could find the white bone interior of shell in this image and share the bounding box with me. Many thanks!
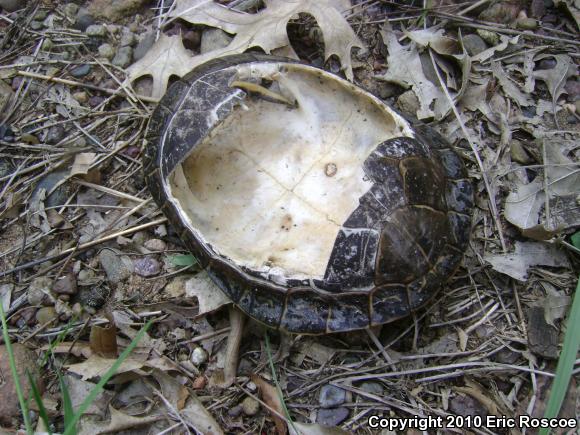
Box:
[169,63,413,281]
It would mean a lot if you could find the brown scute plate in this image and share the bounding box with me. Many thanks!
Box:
[144,54,474,334]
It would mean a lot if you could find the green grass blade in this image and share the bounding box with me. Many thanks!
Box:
[26,370,52,435]
[62,319,152,435]
[58,370,75,429]
[539,275,580,435]
[264,333,299,435]
[0,302,33,433]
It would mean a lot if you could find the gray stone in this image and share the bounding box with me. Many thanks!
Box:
[319,385,346,408]
[70,64,91,77]
[112,46,133,68]
[133,256,161,277]
[34,10,47,20]
[98,43,115,59]
[200,28,232,54]
[316,407,349,426]
[133,32,155,61]
[144,238,166,251]
[537,58,557,70]
[99,250,132,283]
[396,90,420,117]
[191,347,208,366]
[46,124,65,144]
[360,381,384,396]
[516,18,538,30]
[120,29,136,47]
[63,3,79,19]
[74,9,95,31]
[41,38,54,51]
[527,306,559,359]
[564,79,580,102]
[462,34,487,56]
[227,405,243,418]
[85,24,106,37]
[0,0,24,12]
[30,21,43,30]
[53,273,77,295]
[27,277,53,306]
[36,306,57,325]
[241,397,260,416]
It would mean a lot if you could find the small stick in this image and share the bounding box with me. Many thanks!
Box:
[16,70,159,103]
[0,217,167,278]
[223,306,245,386]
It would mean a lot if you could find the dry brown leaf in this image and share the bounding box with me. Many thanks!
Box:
[89,322,118,358]
[484,241,571,281]
[251,374,287,435]
[125,33,196,99]
[471,35,519,63]
[78,405,162,435]
[44,342,93,358]
[66,355,146,380]
[532,54,576,108]
[504,138,580,234]
[127,0,364,99]
[70,152,97,177]
[491,61,533,107]
[65,375,114,418]
[185,270,231,315]
[289,423,350,435]
[378,27,450,120]
[554,0,580,30]
[152,370,224,435]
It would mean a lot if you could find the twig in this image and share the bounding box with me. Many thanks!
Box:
[16,70,159,103]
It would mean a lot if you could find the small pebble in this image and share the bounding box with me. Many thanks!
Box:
[120,29,136,47]
[228,405,243,418]
[99,250,132,283]
[0,0,23,12]
[564,79,580,102]
[74,10,95,31]
[462,33,487,56]
[144,238,166,251]
[192,376,206,390]
[21,133,39,144]
[36,306,57,325]
[72,302,83,317]
[41,39,53,51]
[133,32,156,61]
[52,273,77,295]
[27,277,53,306]
[88,95,105,107]
[98,43,115,59]
[85,24,106,37]
[537,58,556,70]
[73,91,88,103]
[516,18,538,30]
[191,347,208,366]
[45,125,65,144]
[70,64,91,78]
[360,381,384,395]
[317,407,349,426]
[34,10,47,20]
[112,46,133,68]
[30,21,43,30]
[63,3,79,18]
[134,256,161,277]
[123,145,141,158]
[183,29,201,49]
[241,397,260,416]
[319,385,346,408]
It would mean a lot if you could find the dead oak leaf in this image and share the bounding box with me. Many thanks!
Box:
[378,28,449,120]
[125,33,196,99]
[127,0,364,99]
[170,0,363,78]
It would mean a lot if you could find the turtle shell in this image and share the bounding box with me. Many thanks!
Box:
[144,54,474,334]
